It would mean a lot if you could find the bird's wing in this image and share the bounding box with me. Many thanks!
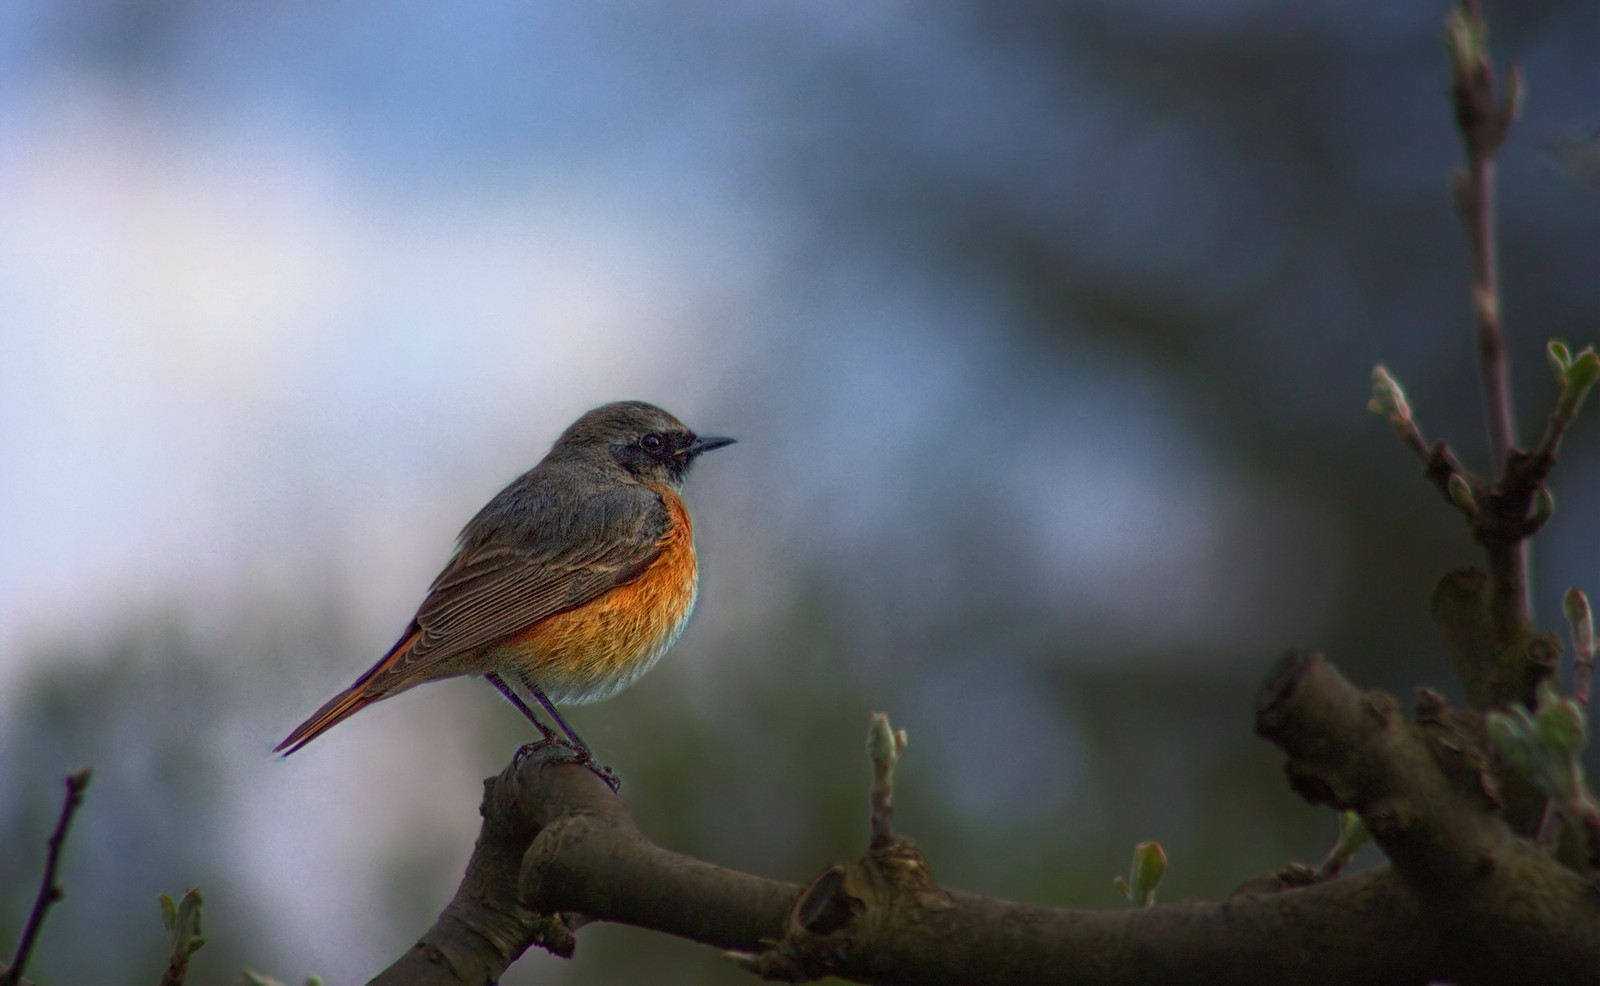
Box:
[273,482,671,755]
[399,482,670,674]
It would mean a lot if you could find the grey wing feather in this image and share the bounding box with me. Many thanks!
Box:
[400,482,669,671]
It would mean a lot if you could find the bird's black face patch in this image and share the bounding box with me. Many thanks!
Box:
[612,430,698,482]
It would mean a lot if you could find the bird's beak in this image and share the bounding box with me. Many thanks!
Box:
[684,435,736,457]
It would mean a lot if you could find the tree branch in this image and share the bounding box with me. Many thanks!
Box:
[1255,651,1600,983]
[3,770,90,986]
[1448,0,1519,470]
[378,695,1600,986]
[367,746,574,986]
[1445,0,1530,636]
[0,966,35,986]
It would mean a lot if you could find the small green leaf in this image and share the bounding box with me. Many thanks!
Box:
[161,888,205,961]
[1487,709,1540,778]
[1535,683,1588,760]
[1560,350,1600,418]
[1116,841,1167,907]
[1336,810,1370,855]
[1549,340,1574,378]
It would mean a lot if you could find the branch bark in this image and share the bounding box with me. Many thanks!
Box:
[375,697,1600,986]
[1255,651,1600,984]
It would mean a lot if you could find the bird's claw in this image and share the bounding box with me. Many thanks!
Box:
[514,738,622,792]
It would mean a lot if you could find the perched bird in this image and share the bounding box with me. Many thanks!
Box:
[275,400,734,783]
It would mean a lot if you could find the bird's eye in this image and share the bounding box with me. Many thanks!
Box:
[640,434,664,451]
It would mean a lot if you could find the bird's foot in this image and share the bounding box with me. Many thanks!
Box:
[514,738,621,793]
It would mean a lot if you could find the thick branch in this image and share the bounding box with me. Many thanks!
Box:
[368,747,572,986]
[1432,568,1558,714]
[1255,651,1600,983]
[1256,651,1505,886]
[517,760,798,949]
[382,726,1600,986]
[743,865,1425,986]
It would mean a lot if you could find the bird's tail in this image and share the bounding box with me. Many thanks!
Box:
[274,622,421,756]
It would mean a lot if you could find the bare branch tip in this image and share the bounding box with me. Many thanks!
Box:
[4,769,95,986]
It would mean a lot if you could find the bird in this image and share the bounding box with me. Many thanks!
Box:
[274,400,734,784]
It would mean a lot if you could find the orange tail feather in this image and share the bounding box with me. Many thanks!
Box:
[273,686,377,755]
[274,623,421,756]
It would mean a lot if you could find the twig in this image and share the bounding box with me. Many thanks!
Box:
[1447,0,1521,466]
[158,889,205,986]
[1316,811,1371,880]
[867,712,909,849]
[1446,0,1529,626]
[3,770,92,986]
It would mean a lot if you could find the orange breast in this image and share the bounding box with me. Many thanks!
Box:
[499,483,699,704]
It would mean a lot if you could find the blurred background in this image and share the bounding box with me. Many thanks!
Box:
[2,1,1597,983]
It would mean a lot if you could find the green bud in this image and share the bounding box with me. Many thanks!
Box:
[1115,841,1167,907]
[1565,587,1591,626]
[1367,365,1412,423]
[1566,587,1593,655]
[1443,9,1476,74]
[867,712,907,763]
[1448,474,1477,516]
[867,711,907,795]
[1532,487,1555,526]
[159,888,205,960]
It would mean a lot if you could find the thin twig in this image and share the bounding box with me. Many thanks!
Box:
[3,770,92,986]
[1446,0,1529,629]
[1448,0,1520,466]
[1529,407,1580,475]
[1459,134,1515,467]
[1369,366,1479,513]
[867,712,908,849]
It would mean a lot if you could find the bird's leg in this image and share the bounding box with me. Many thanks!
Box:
[486,672,619,792]
[518,673,620,792]
[485,672,561,743]
[527,684,592,752]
